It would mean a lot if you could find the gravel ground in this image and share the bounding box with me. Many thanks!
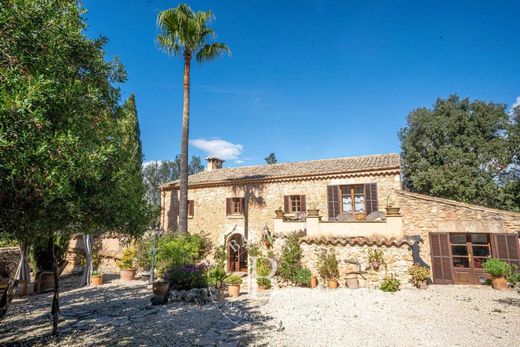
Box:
[250,285,520,347]
[1,277,519,346]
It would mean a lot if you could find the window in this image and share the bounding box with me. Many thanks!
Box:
[284,195,306,214]
[187,200,194,217]
[226,198,244,215]
[341,185,365,215]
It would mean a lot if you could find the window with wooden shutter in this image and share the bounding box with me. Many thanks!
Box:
[429,232,454,284]
[491,233,520,267]
[327,186,340,221]
[284,195,306,213]
[187,200,194,217]
[364,183,378,215]
[226,198,244,215]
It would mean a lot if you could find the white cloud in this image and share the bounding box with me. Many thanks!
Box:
[190,138,243,160]
[512,96,520,113]
[234,160,244,164]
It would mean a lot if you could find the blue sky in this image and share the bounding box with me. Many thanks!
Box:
[83,0,520,166]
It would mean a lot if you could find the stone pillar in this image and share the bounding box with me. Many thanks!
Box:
[385,214,403,238]
[306,211,321,237]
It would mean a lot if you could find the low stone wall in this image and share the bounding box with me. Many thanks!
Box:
[0,247,21,279]
[273,237,414,288]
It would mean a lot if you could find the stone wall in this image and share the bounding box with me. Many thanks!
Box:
[0,247,20,279]
[162,171,401,249]
[272,237,414,288]
[396,191,520,266]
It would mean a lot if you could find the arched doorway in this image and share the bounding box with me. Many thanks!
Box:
[227,233,248,272]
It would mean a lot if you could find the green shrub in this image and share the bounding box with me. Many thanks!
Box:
[30,234,69,274]
[224,274,243,286]
[135,237,152,271]
[317,250,339,281]
[118,246,136,270]
[0,236,17,248]
[207,265,227,288]
[278,234,303,281]
[257,277,271,289]
[367,249,384,263]
[294,268,312,287]
[483,258,510,277]
[507,264,520,285]
[156,233,211,272]
[166,264,207,290]
[380,275,400,292]
[408,264,431,286]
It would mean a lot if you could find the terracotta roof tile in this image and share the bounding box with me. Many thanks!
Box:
[163,153,400,188]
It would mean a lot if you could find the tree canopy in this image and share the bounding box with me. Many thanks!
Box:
[143,156,204,206]
[265,153,278,165]
[399,95,520,211]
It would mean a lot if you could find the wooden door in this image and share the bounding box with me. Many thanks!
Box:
[227,234,248,272]
[450,233,492,284]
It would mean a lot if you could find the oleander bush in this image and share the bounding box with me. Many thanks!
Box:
[294,268,312,287]
[317,250,339,281]
[166,264,207,290]
[278,233,303,282]
[483,258,510,277]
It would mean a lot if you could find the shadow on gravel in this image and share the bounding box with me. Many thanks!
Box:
[1,281,276,346]
[496,297,520,308]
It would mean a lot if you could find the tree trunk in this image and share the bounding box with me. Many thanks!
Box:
[51,238,60,336]
[178,51,192,233]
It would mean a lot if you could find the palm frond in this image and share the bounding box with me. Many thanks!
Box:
[196,43,231,63]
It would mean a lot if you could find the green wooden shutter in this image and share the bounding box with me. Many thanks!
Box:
[327,186,340,221]
[364,183,378,215]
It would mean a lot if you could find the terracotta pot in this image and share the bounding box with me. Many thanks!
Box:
[228,284,241,297]
[345,274,359,289]
[258,285,270,292]
[91,275,104,286]
[153,281,169,296]
[385,206,401,216]
[310,276,318,288]
[263,239,271,249]
[15,280,27,297]
[371,261,380,271]
[120,268,136,281]
[38,272,55,293]
[417,280,427,289]
[327,279,339,289]
[491,276,508,290]
[275,209,285,218]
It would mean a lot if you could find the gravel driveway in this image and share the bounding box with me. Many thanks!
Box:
[1,277,519,346]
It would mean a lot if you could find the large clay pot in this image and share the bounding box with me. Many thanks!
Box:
[345,274,359,289]
[91,275,104,286]
[327,279,339,289]
[491,276,508,290]
[385,206,401,216]
[120,268,136,282]
[417,280,427,289]
[153,281,169,296]
[310,276,318,288]
[228,284,241,297]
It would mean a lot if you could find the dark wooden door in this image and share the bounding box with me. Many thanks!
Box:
[450,233,491,284]
[227,234,248,272]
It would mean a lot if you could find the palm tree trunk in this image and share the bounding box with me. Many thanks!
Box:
[178,51,192,233]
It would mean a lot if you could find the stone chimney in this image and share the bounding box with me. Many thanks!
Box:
[206,157,224,171]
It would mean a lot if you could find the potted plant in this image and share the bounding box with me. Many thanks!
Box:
[275,207,285,218]
[483,258,510,290]
[384,194,400,215]
[367,249,385,271]
[225,274,243,297]
[345,273,359,289]
[380,274,400,292]
[408,264,431,289]
[117,246,137,281]
[294,268,312,287]
[318,250,339,288]
[257,277,271,291]
[91,270,104,286]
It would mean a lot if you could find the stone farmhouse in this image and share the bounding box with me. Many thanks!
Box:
[160,153,520,287]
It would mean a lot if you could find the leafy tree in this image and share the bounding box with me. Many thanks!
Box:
[156,3,230,232]
[399,95,519,211]
[265,153,278,165]
[143,156,204,206]
[0,0,153,330]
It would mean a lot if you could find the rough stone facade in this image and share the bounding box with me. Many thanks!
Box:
[0,247,21,279]
[396,191,520,266]
[272,238,414,288]
[162,170,401,248]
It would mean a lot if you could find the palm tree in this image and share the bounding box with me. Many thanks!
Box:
[156,4,230,232]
